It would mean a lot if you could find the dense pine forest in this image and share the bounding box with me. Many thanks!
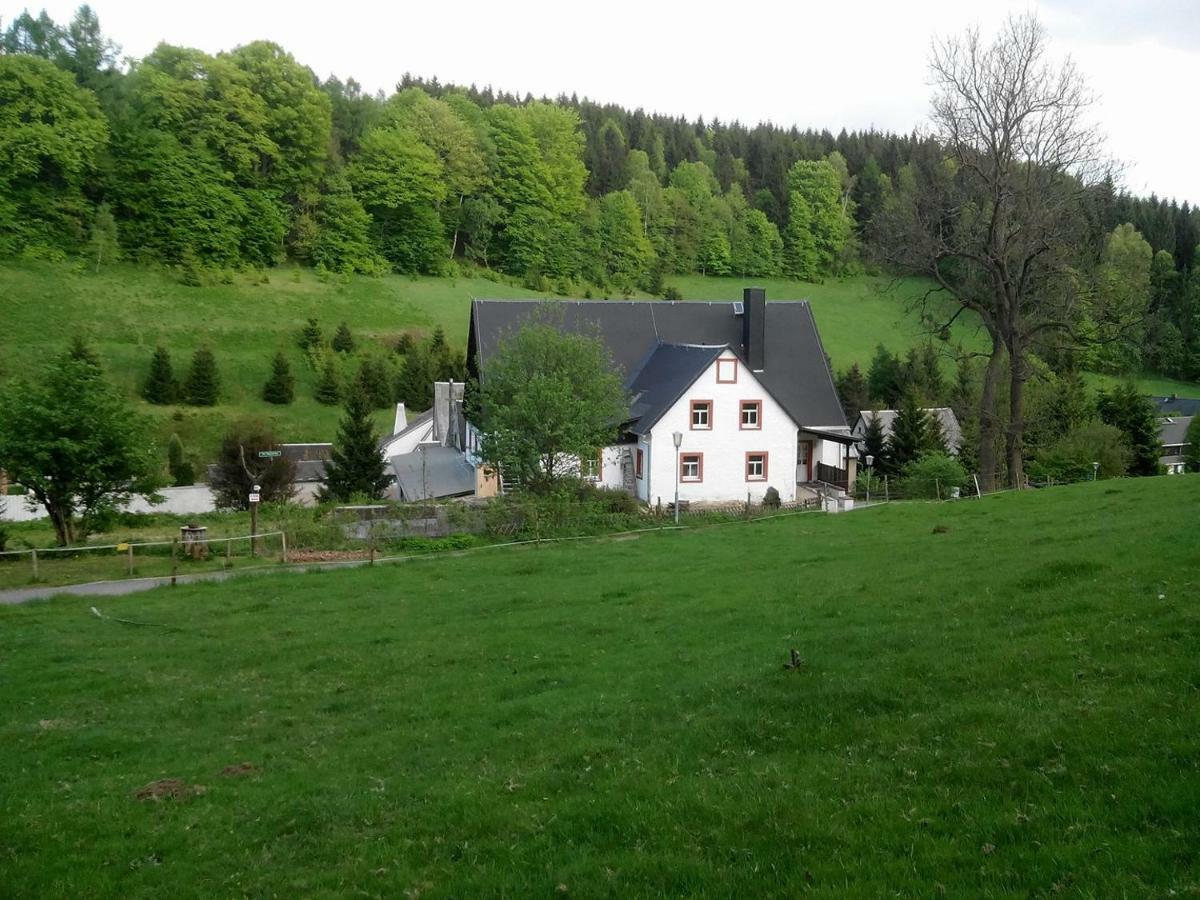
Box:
[2,6,1200,384]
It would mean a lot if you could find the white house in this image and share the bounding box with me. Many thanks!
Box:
[1158,415,1193,474]
[466,289,857,505]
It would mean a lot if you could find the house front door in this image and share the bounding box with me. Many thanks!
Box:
[797,439,813,482]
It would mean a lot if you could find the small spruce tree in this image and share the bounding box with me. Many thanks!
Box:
[314,354,342,405]
[887,392,932,471]
[394,332,415,356]
[356,357,393,409]
[320,383,393,501]
[67,336,103,373]
[836,363,870,422]
[142,346,178,405]
[298,317,323,350]
[184,347,220,406]
[262,351,295,405]
[331,321,355,353]
[1097,381,1161,476]
[862,413,892,475]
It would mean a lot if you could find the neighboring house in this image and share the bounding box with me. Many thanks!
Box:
[280,443,332,504]
[381,383,491,501]
[851,408,962,455]
[1158,415,1193,474]
[466,289,857,505]
[1151,395,1200,417]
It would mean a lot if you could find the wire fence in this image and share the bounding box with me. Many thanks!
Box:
[0,531,286,589]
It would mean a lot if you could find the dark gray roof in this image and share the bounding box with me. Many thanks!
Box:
[626,343,724,435]
[390,445,475,501]
[1152,396,1200,416]
[467,299,847,429]
[1159,415,1193,448]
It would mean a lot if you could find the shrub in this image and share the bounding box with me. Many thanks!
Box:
[898,452,967,499]
[663,285,683,302]
[1029,421,1131,483]
[167,433,195,487]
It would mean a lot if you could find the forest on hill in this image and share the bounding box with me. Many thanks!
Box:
[1,4,1200,391]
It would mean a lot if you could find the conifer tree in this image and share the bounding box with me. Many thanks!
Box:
[331,321,355,353]
[142,346,178,404]
[314,354,342,405]
[395,342,435,409]
[887,392,932,470]
[1097,381,1160,476]
[861,413,892,475]
[166,433,194,486]
[356,357,392,409]
[262,351,295,405]
[298,317,323,350]
[836,363,870,422]
[67,335,103,372]
[184,347,220,406]
[320,383,393,502]
[867,344,902,408]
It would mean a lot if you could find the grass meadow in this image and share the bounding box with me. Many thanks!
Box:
[1,476,1198,896]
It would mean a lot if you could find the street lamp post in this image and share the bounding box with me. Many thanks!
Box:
[864,454,874,504]
[673,431,683,525]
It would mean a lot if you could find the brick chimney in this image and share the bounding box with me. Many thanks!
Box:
[742,287,766,371]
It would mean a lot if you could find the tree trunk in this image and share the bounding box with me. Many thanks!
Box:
[977,334,1004,492]
[47,504,73,547]
[1006,339,1026,489]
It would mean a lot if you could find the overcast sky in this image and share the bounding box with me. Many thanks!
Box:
[11,0,1199,206]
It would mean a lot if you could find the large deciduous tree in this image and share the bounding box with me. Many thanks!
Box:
[470,318,629,493]
[0,355,160,545]
[874,14,1109,489]
[0,54,108,255]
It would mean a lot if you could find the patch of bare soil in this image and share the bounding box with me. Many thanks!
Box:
[288,550,371,563]
[133,778,206,801]
[220,762,260,777]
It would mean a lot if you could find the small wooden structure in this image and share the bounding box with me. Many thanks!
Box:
[180,524,208,560]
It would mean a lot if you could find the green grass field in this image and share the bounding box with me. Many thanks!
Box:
[2,476,1198,896]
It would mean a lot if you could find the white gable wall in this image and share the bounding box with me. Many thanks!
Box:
[640,350,800,505]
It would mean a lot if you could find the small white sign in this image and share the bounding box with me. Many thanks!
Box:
[248,493,261,503]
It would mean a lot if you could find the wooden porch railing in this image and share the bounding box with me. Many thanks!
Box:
[816,461,849,491]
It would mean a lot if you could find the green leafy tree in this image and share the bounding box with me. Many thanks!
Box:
[184,347,220,406]
[209,424,296,510]
[314,354,342,405]
[306,175,386,274]
[1183,416,1200,473]
[348,126,446,272]
[262,351,295,405]
[0,355,160,544]
[1097,382,1160,476]
[142,345,178,405]
[1031,421,1131,482]
[0,54,108,255]
[586,190,654,290]
[899,452,967,498]
[730,207,783,276]
[471,319,629,493]
[320,384,393,502]
[1085,223,1153,374]
[784,158,851,279]
[87,202,120,271]
[331,322,355,353]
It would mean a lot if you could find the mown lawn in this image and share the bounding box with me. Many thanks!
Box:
[1,476,1198,897]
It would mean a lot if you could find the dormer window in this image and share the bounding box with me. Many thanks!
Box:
[690,400,712,430]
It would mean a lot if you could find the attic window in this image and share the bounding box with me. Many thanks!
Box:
[716,359,738,384]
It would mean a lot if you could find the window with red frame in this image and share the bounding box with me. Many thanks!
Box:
[680,452,703,482]
[746,452,768,481]
[740,400,762,429]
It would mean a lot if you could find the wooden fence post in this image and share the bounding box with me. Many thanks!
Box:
[170,538,178,586]
[225,537,232,569]
[281,531,288,564]
[30,548,38,582]
[127,542,134,576]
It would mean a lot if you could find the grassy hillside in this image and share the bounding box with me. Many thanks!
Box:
[0,262,982,460]
[2,261,1196,464]
[1,476,1198,896]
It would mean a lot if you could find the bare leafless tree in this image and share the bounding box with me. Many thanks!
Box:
[875,14,1112,489]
